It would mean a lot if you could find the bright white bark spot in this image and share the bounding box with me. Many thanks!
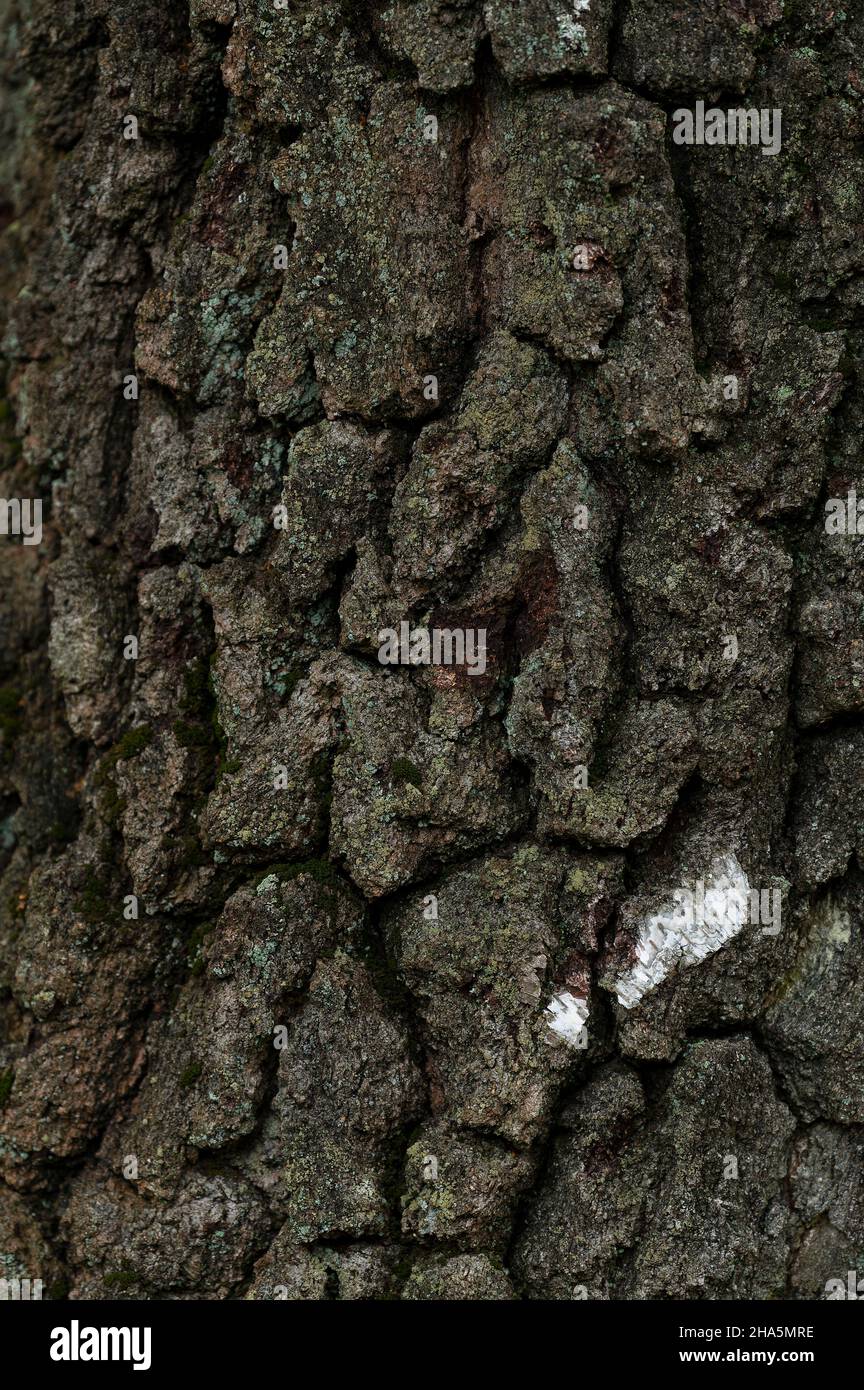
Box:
[615,853,750,1010]
[545,990,589,1047]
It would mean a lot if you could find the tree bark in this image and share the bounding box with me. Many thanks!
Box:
[1,0,863,1302]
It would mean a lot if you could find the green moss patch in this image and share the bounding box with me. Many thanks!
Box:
[0,1067,14,1108]
[391,757,423,788]
[179,1060,203,1087]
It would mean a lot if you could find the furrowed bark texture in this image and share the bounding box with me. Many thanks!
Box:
[1,0,863,1301]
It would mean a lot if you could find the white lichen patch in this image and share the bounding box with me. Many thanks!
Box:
[557,14,588,48]
[615,853,751,1010]
[814,894,852,954]
[545,990,589,1047]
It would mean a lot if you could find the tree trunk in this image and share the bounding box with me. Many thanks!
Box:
[1,0,863,1303]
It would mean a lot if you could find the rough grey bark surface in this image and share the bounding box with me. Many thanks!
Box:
[0,0,863,1301]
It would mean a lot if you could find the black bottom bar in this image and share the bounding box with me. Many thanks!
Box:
[5,1298,852,1377]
